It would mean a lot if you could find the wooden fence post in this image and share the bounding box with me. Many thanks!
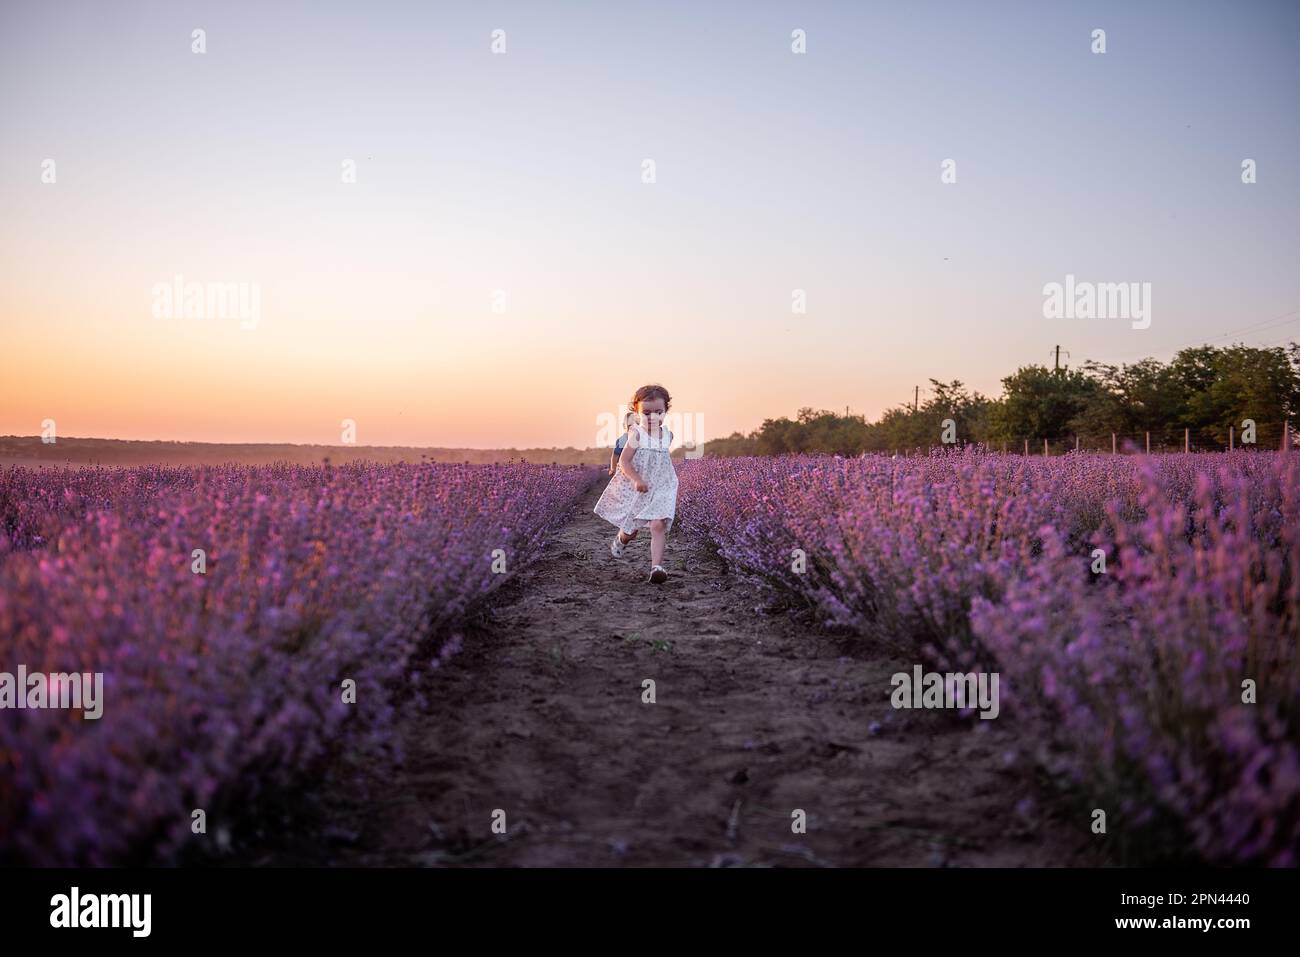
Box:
[1230,426,1235,451]
[1111,433,1117,454]
[1024,439,1029,456]
[1145,431,1150,454]
[1184,428,1190,453]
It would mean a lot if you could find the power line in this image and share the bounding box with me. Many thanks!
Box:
[1098,307,1300,363]
[1259,330,1300,349]
[1197,308,1300,341]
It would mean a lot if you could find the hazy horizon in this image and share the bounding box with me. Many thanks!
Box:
[3,0,1299,448]
[0,431,632,450]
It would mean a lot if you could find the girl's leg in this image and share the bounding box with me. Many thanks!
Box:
[649,519,666,566]
[618,528,638,544]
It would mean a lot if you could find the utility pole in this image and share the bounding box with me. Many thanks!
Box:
[1050,345,1070,373]
[913,385,919,412]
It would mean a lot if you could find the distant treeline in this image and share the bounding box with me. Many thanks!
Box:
[705,343,1300,456]
[0,437,610,468]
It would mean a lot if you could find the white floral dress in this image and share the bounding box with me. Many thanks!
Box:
[594,424,679,535]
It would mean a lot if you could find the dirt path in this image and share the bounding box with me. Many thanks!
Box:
[251,485,1106,867]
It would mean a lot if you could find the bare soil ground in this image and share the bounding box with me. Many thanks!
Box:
[242,485,1107,867]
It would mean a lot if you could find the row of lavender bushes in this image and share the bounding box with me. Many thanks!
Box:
[676,450,1298,865]
[0,462,597,865]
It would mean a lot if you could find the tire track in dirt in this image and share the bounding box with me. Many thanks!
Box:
[254,484,1107,867]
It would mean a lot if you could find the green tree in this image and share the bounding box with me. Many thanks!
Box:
[702,340,1300,457]
[991,365,1100,443]
[1073,358,1182,437]
[1172,344,1300,443]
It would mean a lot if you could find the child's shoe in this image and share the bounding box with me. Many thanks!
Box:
[649,565,668,584]
[610,534,626,558]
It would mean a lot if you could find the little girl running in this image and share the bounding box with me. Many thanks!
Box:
[594,383,680,584]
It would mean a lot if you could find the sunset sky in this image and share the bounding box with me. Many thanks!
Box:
[2,0,1298,448]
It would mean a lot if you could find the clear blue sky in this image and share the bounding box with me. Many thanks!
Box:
[2,0,1297,446]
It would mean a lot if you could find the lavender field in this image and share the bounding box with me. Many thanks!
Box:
[0,462,597,865]
[2,452,1296,868]
[677,450,1300,865]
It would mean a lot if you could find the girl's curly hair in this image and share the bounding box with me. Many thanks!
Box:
[629,383,671,413]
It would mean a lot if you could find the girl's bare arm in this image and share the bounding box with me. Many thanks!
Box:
[618,436,648,490]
